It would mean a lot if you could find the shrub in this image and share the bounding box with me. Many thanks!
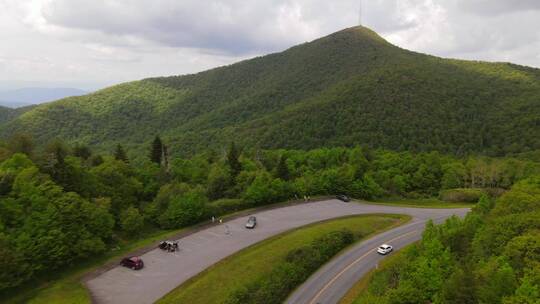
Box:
[439,188,485,203]
[120,206,144,235]
[159,188,208,229]
[206,199,252,217]
[225,229,354,304]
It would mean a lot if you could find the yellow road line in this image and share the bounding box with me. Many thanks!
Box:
[309,229,419,304]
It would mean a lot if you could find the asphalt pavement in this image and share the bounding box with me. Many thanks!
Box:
[85,200,469,304]
[285,211,466,304]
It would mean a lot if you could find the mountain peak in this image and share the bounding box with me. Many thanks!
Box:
[1,25,539,157]
[324,25,391,45]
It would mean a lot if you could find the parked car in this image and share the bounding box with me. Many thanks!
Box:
[245,216,257,229]
[120,256,144,270]
[159,240,179,252]
[336,194,351,202]
[377,244,393,255]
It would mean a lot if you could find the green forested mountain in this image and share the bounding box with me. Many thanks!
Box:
[0,105,34,125]
[1,26,539,157]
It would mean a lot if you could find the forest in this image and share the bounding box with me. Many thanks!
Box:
[353,176,540,304]
[0,133,539,294]
[1,26,539,157]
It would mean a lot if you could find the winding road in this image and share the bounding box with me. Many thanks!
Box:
[85,200,469,304]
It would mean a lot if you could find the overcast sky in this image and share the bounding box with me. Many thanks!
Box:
[1,0,539,90]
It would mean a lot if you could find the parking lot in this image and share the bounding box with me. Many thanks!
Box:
[86,200,468,304]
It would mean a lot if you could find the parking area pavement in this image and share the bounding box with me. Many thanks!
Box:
[85,200,468,304]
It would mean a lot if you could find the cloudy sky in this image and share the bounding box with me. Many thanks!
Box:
[1,0,539,91]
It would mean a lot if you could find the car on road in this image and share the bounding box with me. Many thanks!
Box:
[245,216,257,229]
[377,244,393,255]
[336,194,351,202]
[120,256,144,270]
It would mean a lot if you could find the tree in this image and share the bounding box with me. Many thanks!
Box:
[44,139,69,166]
[275,155,290,181]
[0,234,32,290]
[42,139,70,186]
[90,159,142,216]
[90,154,104,166]
[159,188,208,228]
[73,145,92,160]
[244,171,290,205]
[476,259,517,304]
[114,144,128,163]
[475,194,494,215]
[8,133,34,157]
[227,142,242,178]
[150,135,163,165]
[120,207,144,235]
[207,164,232,200]
[439,267,477,304]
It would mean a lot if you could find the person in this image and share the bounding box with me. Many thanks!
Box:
[212,216,215,223]
[219,218,223,224]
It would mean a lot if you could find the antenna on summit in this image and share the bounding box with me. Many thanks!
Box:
[358,0,362,26]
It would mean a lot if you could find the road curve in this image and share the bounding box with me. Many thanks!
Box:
[85,200,469,304]
[286,209,468,304]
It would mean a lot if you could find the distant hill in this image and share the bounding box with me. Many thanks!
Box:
[1,26,539,157]
[0,87,87,108]
[0,105,35,125]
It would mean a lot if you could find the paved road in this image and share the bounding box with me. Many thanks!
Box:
[86,200,469,304]
[285,209,468,304]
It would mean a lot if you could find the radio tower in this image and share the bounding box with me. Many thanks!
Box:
[359,0,362,26]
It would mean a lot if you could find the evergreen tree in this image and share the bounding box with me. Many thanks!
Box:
[227,142,242,178]
[276,155,290,181]
[150,135,163,165]
[73,145,92,160]
[114,144,128,163]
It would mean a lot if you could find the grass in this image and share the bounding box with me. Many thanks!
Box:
[366,197,474,208]
[339,244,412,304]
[158,214,411,304]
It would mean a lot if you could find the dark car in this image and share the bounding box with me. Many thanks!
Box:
[159,240,179,252]
[336,194,351,202]
[120,256,144,270]
[245,216,257,229]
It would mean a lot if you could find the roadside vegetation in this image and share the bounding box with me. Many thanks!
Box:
[370,198,474,208]
[348,177,540,304]
[340,245,412,304]
[0,134,538,302]
[159,214,409,304]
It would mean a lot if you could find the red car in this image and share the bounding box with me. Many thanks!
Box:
[120,256,144,270]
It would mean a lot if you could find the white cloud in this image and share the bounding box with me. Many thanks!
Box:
[0,0,538,89]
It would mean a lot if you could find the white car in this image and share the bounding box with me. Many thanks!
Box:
[377,244,393,255]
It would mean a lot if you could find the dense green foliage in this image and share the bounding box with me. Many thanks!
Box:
[0,134,538,296]
[353,177,540,304]
[0,105,34,125]
[225,230,355,304]
[1,27,539,157]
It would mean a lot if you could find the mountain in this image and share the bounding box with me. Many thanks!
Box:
[0,105,35,125]
[1,26,539,157]
[0,87,87,108]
